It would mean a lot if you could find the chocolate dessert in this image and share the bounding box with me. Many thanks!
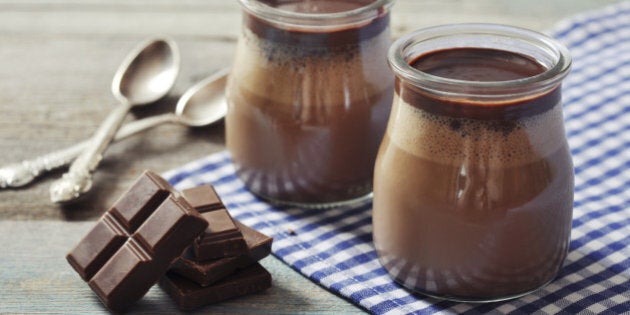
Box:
[226,0,394,205]
[373,47,574,300]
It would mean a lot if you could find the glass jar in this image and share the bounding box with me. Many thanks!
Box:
[372,24,573,302]
[226,0,395,208]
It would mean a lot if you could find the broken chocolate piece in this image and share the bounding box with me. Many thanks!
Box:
[66,170,208,312]
[160,263,272,311]
[182,184,223,213]
[193,208,249,260]
[171,220,273,286]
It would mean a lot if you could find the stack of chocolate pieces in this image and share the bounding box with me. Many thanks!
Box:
[66,171,272,312]
[161,185,273,311]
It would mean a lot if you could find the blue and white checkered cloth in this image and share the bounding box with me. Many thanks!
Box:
[163,2,630,314]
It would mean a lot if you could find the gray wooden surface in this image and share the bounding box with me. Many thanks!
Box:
[0,0,623,313]
[0,221,356,314]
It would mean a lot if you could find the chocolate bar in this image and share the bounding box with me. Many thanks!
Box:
[67,172,172,281]
[66,171,208,312]
[171,220,272,286]
[160,263,272,311]
[193,208,249,260]
[182,184,223,212]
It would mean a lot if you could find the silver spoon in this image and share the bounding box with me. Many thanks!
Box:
[0,69,228,189]
[49,37,180,203]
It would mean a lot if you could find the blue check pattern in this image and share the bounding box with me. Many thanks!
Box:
[163,2,630,314]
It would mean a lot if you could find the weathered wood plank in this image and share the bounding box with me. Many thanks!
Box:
[0,221,363,314]
[0,0,621,40]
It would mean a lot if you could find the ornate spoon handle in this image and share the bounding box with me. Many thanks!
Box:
[0,143,84,189]
[0,113,175,189]
[50,103,131,203]
[1,113,176,189]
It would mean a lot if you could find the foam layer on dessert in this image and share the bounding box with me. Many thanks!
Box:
[386,96,567,167]
[228,25,391,114]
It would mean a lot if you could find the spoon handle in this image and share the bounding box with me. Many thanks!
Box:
[0,114,176,189]
[49,103,132,203]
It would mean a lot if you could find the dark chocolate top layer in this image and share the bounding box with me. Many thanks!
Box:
[261,0,377,13]
[244,0,389,48]
[411,48,547,82]
[398,48,561,120]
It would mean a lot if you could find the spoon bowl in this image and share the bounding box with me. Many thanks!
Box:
[50,37,180,203]
[177,68,229,127]
[113,38,180,105]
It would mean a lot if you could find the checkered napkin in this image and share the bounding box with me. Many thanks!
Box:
[163,3,630,314]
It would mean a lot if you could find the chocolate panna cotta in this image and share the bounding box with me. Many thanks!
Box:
[227,0,394,206]
[373,45,573,300]
[66,173,273,311]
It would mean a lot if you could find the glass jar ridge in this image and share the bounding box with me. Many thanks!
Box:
[388,23,572,102]
[237,0,396,31]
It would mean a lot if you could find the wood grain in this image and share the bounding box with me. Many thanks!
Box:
[0,221,362,314]
[0,0,623,313]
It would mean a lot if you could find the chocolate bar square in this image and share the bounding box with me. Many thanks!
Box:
[182,184,223,213]
[193,208,249,260]
[67,171,172,281]
[66,171,208,312]
[171,220,272,286]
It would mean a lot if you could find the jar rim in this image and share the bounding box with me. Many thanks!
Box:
[237,0,395,30]
[388,23,572,98]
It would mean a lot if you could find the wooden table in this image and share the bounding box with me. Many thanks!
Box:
[0,0,622,313]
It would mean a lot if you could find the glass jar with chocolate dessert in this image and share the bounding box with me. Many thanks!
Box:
[373,24,573,302]
[226,0,395,208]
